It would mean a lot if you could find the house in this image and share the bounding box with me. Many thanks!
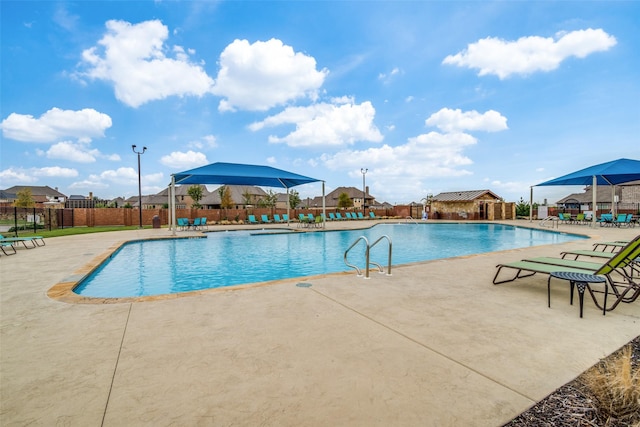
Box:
[324,186,375,209]
[557,180,640,212]
[199,185,267,209]
[430,189,504,220]
[155,184,209,209]
[2,185,67,206]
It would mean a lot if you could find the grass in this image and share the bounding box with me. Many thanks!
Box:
[581,344,640,424]
[8,225,156,238]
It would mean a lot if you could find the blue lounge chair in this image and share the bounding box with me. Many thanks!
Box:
[345,212,354,220]
[200,217,208,230]
[0,234,44,249]
[597,213,613,226]
[282,214,289,222]
[328,213,336,221]
[192,217,202,230]
[261,214,272,223]
[273,214,283,223]
[247,215,259,224]
[177,218,189,230]
[1,241,17,255]
[357,212,365,220]
[369,211,379,219]
[335,213,345,221]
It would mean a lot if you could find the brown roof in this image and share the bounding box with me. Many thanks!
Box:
[432,190,501,202]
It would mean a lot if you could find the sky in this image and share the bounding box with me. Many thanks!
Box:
[1,1,639,205]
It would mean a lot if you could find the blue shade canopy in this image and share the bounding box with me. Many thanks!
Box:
[173,162,321,188]
[536,158,640,186]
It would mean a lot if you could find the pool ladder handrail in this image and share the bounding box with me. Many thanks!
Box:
[344,235,392,279]
[539,216,559,229]
[405,216,418,224]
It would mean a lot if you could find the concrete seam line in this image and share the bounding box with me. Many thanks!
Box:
[310,287,536,403]
[101,303,133,427]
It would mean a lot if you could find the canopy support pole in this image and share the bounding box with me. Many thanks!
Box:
[322,181,326,229]
[171,175,177,236]
[591,175,597,228]
[529,186,533,222]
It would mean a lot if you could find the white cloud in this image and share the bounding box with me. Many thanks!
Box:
[425,108,508,133]
[443,28,617,79]
[0,108,112,143]
[250,100,383,148]
[0,166,78,187]
[0,168,38,185]
[212,38,328,112]
[159,150,209,169]
[90,167,164,186]
[266,156,276,164]
[46,141,98,163]
[78,19,214,107]
[378,67,402,84]
[32,166,79,177]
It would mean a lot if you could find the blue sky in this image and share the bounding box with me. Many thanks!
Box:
[1,1,638,205]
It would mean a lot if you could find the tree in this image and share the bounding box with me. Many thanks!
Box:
[263,190,278,210]
[338,192,353,209]
[220,186,234,209]
[242,189,253,206]
[14,188,35,208]
[289,190,301,209]
[187,185,204,209]
[515,197,530,217]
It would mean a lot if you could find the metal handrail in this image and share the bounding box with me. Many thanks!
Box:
[344,235,392,278]
[368,235,392,276]
[405,216,418,224]
[344,236,368,277]
[539,216,559,229]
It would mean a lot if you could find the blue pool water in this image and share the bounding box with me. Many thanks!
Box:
[74,223,585,298]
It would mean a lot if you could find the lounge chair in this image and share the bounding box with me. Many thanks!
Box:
[273,214,283,223]
[357,212,365,219]
[200,217,208,230]
[369,211,379,219]
[307,213,315,223]
[247,215,259,224]
[574,213,585,224]
[261,215,272,223]
[177,218,189,230]
[345,212,354,220]
[1,241,17,255]
[328,213,336,221]
[597,213,613,226]
[494,236,640,315]
[192,217,202,230]
[558,213,572,224]
[335,213,345,221]
[282,214,289,222]
[0,234,43,249]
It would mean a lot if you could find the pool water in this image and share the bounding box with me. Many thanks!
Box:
[74,223,585,298]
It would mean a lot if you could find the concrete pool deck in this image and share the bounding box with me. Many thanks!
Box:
[1,220,638,426]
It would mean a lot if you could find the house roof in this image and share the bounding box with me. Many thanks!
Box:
[557,185,623,204]
[432,190,501,202]
[156,184,209,197]
[3,185,67,198]
[200,185,268,205]
[326,186,372,200]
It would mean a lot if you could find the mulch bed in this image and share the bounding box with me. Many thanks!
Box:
[504,336,640,427]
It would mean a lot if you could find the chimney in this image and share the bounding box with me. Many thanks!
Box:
[89,192,93,200]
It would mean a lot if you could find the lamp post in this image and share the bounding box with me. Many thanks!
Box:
[361,168,368,214]
[132,145,147,228]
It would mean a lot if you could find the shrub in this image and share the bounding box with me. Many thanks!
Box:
[581,344,640,422]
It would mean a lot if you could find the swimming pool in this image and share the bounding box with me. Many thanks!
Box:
[74,223,585,298]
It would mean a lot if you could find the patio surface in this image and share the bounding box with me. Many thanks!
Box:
[1,220,638,426]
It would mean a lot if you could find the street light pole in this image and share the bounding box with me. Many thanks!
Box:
[361,168,368,214]
[132,145,147,229]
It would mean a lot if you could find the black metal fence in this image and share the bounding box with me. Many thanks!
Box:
[0,207,70,236]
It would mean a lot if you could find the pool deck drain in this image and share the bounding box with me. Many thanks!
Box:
[1,220,638,426]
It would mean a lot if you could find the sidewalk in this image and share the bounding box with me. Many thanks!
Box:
[1,221,638,426]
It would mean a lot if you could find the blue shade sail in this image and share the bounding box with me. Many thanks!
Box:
[536,158,640,186]
[173,162,321,188]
